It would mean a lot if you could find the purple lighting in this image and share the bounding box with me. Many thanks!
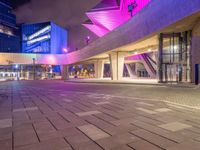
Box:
[83,0,151,37]
[83,24,109,37]
[87,36,90,40]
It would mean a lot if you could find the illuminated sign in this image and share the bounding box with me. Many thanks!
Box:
[27,34,51,45]
[23,24,51,53]
[28,25,51,40]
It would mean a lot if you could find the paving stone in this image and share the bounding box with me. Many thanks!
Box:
[13,122,33,132]
[40,127,82,141]
[136,107,157,114]
[128,140,163,150]
[63,99,72,103]
[34,121,56,134]
[96,132,139,149]
[83,115,115,129]
[70,141,103,150]
[0,112,12,120]
[94,101,110,105]
[15,138,72,150]
[130,129,175,149]
[134,116,163,126]
[93,112,118,122]
[195,136,200,142]
[155,108,172,112]
[48,118,70,130]
[0,119,12,128]
[166,140,200,150]
[131,120,184,143]
[110,145,133,150]
[103,123,139,135]
[65,132,92,147]
[13,107,38,112]
[78,124,110,140]
[0,128,12,140]
[14,128,39,147]
[2,80,200,150]
[158,122,192,132]
[175,129,200,139]
[76,110,102,117]
[0,139,12,150]
[136,102,154,106]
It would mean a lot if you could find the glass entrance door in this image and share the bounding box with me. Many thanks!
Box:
[158,32,191,83]
[164,64,181,82]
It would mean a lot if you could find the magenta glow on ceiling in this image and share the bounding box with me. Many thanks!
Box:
[83,0,151,37]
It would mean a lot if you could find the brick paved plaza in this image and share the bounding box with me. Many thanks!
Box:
[1,80,200,150]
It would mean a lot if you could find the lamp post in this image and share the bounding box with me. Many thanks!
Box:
[15,64,20,81]
[63,48,68,53]
[128,0,138,17]
[33,58,36,80]
[86,36,90,45]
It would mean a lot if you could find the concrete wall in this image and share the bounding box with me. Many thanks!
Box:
[68,25,98,52]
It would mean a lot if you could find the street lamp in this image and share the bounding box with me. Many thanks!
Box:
[32,58,36,80]
[128,0,138,17]
[15,64,19,69]
[63,48,68,53]
[86,36,90,45]
[14,64,20,80]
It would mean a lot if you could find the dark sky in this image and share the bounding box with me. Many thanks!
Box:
[12,0,30,8]
[13,0,100,28]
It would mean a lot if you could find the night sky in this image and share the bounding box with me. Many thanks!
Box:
[12,0,30,8]
[13,0,100,28]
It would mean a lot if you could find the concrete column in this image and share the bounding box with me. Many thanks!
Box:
[191,20,200,83]
[94,60,104,79]
[125,64,137,78]
[109,52,126,80]
[61,65,69,80]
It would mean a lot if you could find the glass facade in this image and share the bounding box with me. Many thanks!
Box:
[0,64,62,81]
[158,31,192,83]
[22,22,68,54]
[0,0,21,53]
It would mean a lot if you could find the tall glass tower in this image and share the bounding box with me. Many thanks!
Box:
[0,0,20,53]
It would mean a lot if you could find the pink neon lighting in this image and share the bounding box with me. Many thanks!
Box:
[83,24,109,37]
[46,55,57,64]
[126,54,142,60]
[83,0,151,37]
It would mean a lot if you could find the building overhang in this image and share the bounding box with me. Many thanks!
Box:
[65,0,200,65]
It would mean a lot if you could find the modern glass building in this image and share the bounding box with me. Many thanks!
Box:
[22,22,68,54]
[0,0,20,52]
